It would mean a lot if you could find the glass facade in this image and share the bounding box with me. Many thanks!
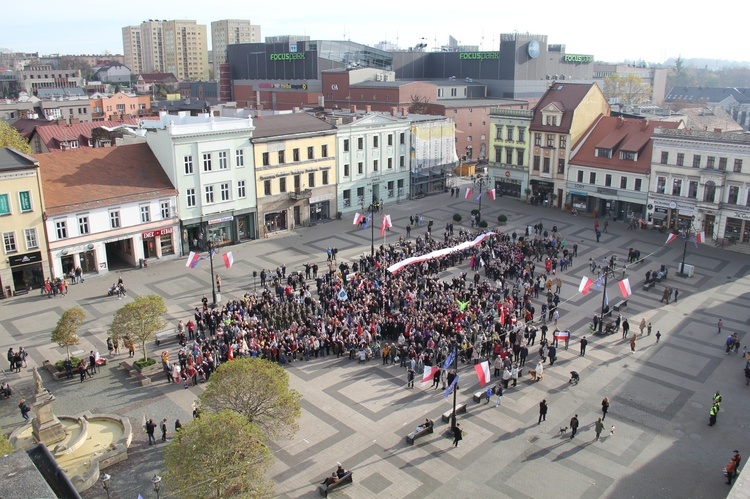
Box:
[316,41,392,70]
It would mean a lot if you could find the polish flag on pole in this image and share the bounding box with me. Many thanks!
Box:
[185,251,201,269]
[465,187,474,199]
[618,278,632,298]
[666,233,678,244]
[694,231,705,244]
[379,214,392,237]
[222,251,234,269]
[353,212,364,225]
[474,360,491,386]
[578,276,594,295]
[488,188,496,201]
[421,365,439,384]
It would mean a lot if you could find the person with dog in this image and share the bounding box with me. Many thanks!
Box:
[594,418,605,440]
[570,414,580,439]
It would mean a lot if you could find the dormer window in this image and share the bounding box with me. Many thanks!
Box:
[595,148,612,158]
[70,140,79,149]
[620,151,637,161]
[544,114,559,126]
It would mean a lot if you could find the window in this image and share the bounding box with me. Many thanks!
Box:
[235,149,244,167]
[2,231,16,253]
[278,150,285,163]
[186,188,196,207]
[516,149,524,166]
[159,201,170,219]
[357,137,363,150]
[634,179,642,191]
[467,135,472,142]
[264,180,272,195]
[308,172,315,187]
[507,127,514,141]
[69,140,78,149]
[140,205,151,223]
[620,177,627,189]
[202,153,212,171]
[343,189,351,207]
[734,159,743,173]
[387,135,393,146]
[559,136,567,149]
[18,191,32,212]
[543,157,550,173]
[24,228,38,249]
[343,139,350,152]
[78,216,89,235]
[506,148,513,164]
[262,152,269,166]
[400,156,405,167]
[703,181,716,203]
[518,128,526,143]
[676,153,684,166]
[110,210,121,228]
[533,155,541,171]
[373,160,379,172]
[535,133,542,146]
[387,181,394,197]
[344,164,350,176]
[294,175,301,191]
[596,148,612,158]
[220,183,230,201]
[547,134,555,148]
[577,170,584,182]
[495,147,503,163]
[621,151,636,161]
[660,151,669,164]
[279,177,287,193]
[218,151,228,169]
[322,170,329,185]
[373,136,379,148]
[293,148,301,162]
[656,177,666,194]
[184,155,194,174]
[358,162,363,174]
[672,179,682,196]
[557,159,565,174]
[728,185,740,205]
[706,156,715,169]
[605,174,612,187]
[55,220,67,239]
[495,125,503,140]
[205,186,214,203]
[322,144,328,157]
[589,172,596,184]
[687,181,698,198]
[692,155,701,168]
[438,88,444,97]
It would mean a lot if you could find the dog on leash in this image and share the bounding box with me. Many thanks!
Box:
[610,425,616,436]
[558,426,569,435]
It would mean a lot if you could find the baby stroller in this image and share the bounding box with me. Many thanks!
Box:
[569,371,580,385]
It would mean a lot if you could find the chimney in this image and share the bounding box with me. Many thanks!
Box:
[401,107,408,116]
[616,116,624,129]
[391,106,397,116]
[365,105,371,113]
[640,119,648,131]
[350,105,357,113]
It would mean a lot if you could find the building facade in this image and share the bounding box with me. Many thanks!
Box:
[145,111,258,254]
[162,20,209,81]
[334,113,411,213]
[122,25,143,75]
[488,108,533,199]
[650,128,750,243]
[89,92,150,121]
[37,144,179,279]
[251,113,337,233]
[211,19,262,79]
[18,65,84,93]
[0,148,48,298]
[408,115,458,197]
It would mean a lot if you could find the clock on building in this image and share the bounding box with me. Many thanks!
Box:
[528,40,540,59]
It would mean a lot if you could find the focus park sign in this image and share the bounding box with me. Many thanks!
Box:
[563,54,594,63]
[270,53,306,61]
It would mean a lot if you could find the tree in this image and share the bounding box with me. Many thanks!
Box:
[199,358,301,440]
[51,307,85,360]
[602,73,651,106]
[164,410,273,498]
[0,122,32,155]
[408,95,430,114]
[109,294,166,361]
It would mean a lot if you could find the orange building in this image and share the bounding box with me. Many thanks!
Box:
[89,92,151,121]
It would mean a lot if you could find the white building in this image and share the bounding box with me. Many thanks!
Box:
[144,111,257,255]
[37,144,179,279]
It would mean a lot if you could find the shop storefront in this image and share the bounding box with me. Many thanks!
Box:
[649,198,697,231]
[529,179,554,205]
[207,216,236,246]
[494,175,522,198]
[411,167,452,198]
[9,251,45,294]
[142,227,175,259]
[264,211,288,233]
[310,200,331,222]
[568,190,591,212]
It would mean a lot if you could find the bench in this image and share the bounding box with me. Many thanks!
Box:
[473,390,487,403]
[42,360,67,381]
[644,281,654,291]
[318,471,353,497]
[602,309,613,319]
[441,403,467,423]
[119,360,152,387]
[154,324,177,346]
[613,299,628,311]
[406,424,434,445]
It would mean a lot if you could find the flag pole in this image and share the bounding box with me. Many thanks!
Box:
[208,239,217,308]
[597,265,609,335]
[451,345,458,430]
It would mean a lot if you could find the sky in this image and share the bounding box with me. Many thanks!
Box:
[1,1,745,65]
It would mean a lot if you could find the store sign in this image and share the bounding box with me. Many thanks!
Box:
[9,251,42,267]
[257,82,308,90]
[269,52,305,61]
[208,216,234,225]
[530,180,554,187]
[731,211,750,220]
[19,191,32,211]
[563,54,594,63]
[142,227,174,239]
[0,193,9,215]
[459,52,499,60]
[653,199,695,211]
[597,187,617,195]
[505,171,511,177]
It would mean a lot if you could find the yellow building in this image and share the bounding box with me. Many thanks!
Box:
[90,92,151,121]
[251,113,337,234]
[0,148,49,297]
[163,20,209,81]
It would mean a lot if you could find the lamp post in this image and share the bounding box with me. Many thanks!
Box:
[597,263,615,335]
[101,473,111,499]
[473,173,491,224]
[368,203,376,257]
[152,474,162,499]
[677,217,697,277]
[208,239,217,307]
[449,344,459,430]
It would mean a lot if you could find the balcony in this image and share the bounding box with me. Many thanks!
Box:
[289,189,312,200]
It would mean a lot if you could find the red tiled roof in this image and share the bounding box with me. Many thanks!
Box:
[34,119,156,152]
[11,118,56,139]
[531,83,597,133]
[137,73,178,83]
[570,117,681,174]
[35,143,176,216]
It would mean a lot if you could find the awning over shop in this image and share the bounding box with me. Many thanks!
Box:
[651,212,668,220]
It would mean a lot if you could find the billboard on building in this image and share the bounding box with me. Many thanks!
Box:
[412,120,458,170]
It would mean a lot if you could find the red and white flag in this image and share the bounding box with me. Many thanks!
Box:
[222,251,234,269]
[379,214,392,237]
[578,276,594,295]
[554,330,571,341]
[618,278,632,298]
[465,187,474,199]
[353,212,364,225]
[474,360,491,386]
[421,365,439,384]
[488,188,496,201]
[185,251,201,269]
[666,233,678,244]
[694,232,705,244]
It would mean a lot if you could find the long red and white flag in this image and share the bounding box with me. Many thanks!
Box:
[488,188,496,201]
[666,233,678,244]
[474,360,491,386]
[618,278,632,298]
[379,214,392,237]
[578,276,594,295]
[421,365,439,384]
[222,251,234,269]
[465,187,474,199]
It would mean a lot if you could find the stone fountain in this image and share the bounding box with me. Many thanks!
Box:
[10,368,133,493]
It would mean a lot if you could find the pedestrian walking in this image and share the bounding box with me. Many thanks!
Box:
[673,289,679,302]
[146,418,157,445]
[495,383,504,407]
[485,387,493,404]
[647,322,652,336]
[452,424,463,447]
[570,414,579,439]
[655,330,661,343]
[603,220,609,233]
[538,399,548,424]
[602,397,610,420]
[175,419,182,432]
[709,404,719,426]
[432,368,442,390]
[407,367,415,389]
[725,450,742,485]
[19,399,30,420]
[718,319,723,334]
[580,336,587,357]
[161,418,168,442]
[639,318,646,336]
[630,335,636,353]
[594,417,604,440]
[215,274,221,293]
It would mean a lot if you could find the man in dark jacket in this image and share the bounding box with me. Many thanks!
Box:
[570,414,580,439]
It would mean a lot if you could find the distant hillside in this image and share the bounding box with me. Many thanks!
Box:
[664,58,750,69]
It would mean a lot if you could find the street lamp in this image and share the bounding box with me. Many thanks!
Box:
[208,239,217,307]
[597,262,616,335]
[473,173,491,224]
[677,217,697,277]
[368,203,376,257]
[101,473,111,499]
[152,474,162,499]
